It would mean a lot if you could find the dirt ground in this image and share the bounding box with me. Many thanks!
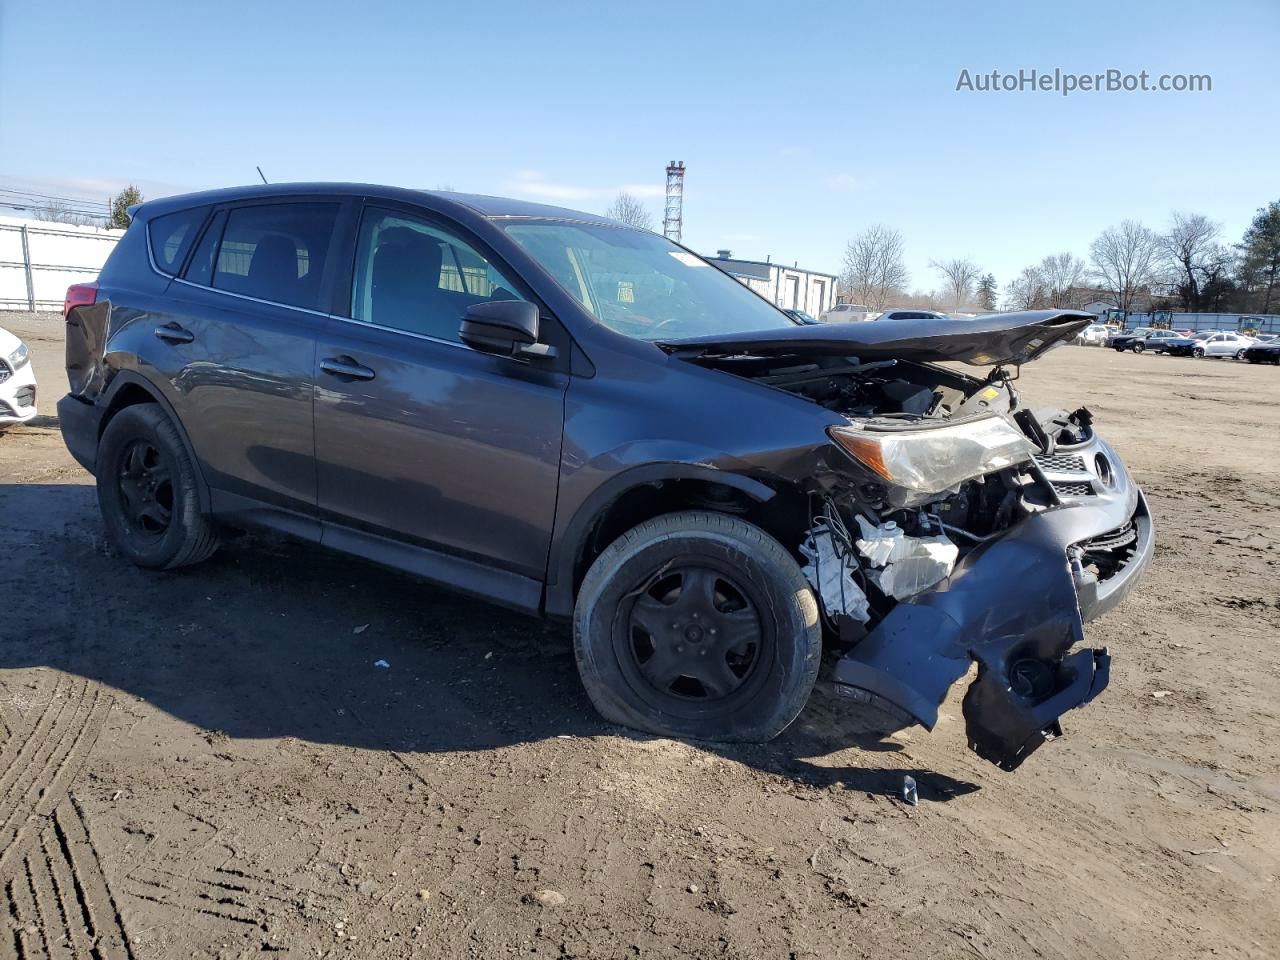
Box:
[1,310,1277,960]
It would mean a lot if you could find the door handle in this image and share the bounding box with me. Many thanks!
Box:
[320,356,376,381]
[154,322,194,344]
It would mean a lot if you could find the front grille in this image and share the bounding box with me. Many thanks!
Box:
[1035,453,1087,473]
[1052,481,1095,497]
[14,385,35,409]
[0,361,10,385]
[1082,522,1137,552]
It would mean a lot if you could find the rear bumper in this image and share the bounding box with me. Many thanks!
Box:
[57,393,101,474]
[832,441,1153,772]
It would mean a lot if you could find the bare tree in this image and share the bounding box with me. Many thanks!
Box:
[32,200,99,227]
[605,192,656,231]
[840,225,909,308]
[1038,252,1087,307]
[1004,265,1048,310]
[1089,220,1160,311]
[1159,211,1221,311]
[930,257,980,312]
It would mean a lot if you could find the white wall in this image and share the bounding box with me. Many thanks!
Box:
[0,215,121,311]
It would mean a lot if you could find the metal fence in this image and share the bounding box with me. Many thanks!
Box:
[0,217,121,312]
[1123,311,1280,336]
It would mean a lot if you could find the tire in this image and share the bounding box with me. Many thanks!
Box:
[573,510,821,742]
[96,404,218,569]
[1132,342,1145,353]
[1113,345,1125,352]
[1235,349,1246,360]
[1192,347,1205,358]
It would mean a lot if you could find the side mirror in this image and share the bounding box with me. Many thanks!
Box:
[461,300,553,358]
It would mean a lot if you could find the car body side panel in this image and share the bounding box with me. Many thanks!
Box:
[312,318,569,581]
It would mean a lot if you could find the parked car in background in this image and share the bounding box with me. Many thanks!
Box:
[0,325,37,430]
[1075,323,1110,346]
[1199,332,1257,359]
[867,309,951,322]
[1132,329,1184,354]
[783,309,818,324]
[818,303,872,322]
[1106,327,1154,350]
[1162,331,1218,357]
[56,182,1152,772]
[1241,340,1280,364]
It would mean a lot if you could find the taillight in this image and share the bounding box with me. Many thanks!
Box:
[64,282,98,318]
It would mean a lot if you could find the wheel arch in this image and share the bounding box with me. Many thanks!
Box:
[98,373,212,512]
[545,464,809,619]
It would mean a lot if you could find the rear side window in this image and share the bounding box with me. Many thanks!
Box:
[211,203,340,311]
[148,207,208,275]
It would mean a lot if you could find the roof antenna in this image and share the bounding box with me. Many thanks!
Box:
[256,166,269,184]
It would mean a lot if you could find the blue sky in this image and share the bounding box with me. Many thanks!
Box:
[2,0,1276,291]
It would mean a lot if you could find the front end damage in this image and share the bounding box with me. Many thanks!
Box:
[663,310,1155,770]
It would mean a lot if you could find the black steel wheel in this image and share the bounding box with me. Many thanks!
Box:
[97,404,219,569]
[574,511,821,742]
[116,439,173,538]
[620,565,767,705]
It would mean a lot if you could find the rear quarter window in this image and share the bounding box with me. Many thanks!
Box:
[148,207,209,275]
[210,202,341,311]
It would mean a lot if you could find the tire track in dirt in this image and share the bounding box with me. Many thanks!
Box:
[0,673,130,959]
[0,800,134,960]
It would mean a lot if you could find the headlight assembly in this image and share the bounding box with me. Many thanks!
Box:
[828,414,1035,497]
[7,343,29,368]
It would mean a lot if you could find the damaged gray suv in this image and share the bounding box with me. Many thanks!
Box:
[58,184,1153,770]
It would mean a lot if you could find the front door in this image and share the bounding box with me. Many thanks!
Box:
[313,205,568,591]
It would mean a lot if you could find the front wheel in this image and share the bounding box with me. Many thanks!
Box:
[1132,342,1145,353]
[573,511,821,742]
[1236,349,1247,360]
[97,404,219,569]
[1192,347,1205,358]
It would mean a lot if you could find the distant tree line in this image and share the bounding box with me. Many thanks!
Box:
[836,198,1280,316]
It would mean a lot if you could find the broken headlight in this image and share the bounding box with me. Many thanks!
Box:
[828,414,1035,497]
[7,343,29,369]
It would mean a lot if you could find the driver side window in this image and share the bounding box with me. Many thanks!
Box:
[350,208,524,341]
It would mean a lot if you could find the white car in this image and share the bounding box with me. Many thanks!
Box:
[0,326,37,430]
[1197,331,1257,359]
[818,303,873,323]
[1076,323,1111,346]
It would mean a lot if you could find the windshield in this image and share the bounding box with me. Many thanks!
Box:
[502,221,796,340]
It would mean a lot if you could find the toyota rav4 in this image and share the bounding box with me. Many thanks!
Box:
[58,184,1154,770]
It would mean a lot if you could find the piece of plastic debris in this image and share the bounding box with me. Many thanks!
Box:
[1151,690,1173,699]
[856,516,958,599]
[799,521,871,622]
[353,624,369,634]
[902,774,918,806]
[373,659,391,669]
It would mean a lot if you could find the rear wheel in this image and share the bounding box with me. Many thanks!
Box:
[97,404,218,569]
[1132,342,1145,353]
[573,511,821,742]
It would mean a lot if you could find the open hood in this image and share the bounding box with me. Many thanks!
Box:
[658,309,1094,367]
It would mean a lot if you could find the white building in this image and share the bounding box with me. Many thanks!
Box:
[705,252,837,317]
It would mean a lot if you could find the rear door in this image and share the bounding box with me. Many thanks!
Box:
[312,203,568,588]
[163,198,346,526]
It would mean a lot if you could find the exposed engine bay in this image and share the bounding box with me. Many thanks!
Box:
[670,313,1152,771]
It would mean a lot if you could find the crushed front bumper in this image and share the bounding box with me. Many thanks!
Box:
[832,437,1154,771]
